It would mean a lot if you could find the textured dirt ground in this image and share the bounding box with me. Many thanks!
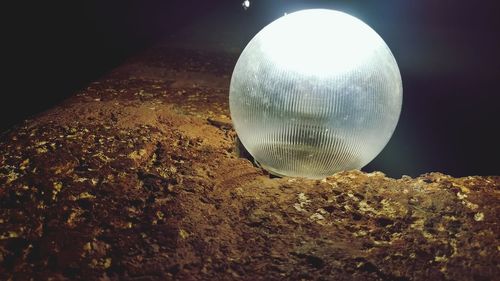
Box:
[0,47,499,280]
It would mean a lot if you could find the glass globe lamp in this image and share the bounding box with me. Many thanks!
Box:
[229,9,403,179]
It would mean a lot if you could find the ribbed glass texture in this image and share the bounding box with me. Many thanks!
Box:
[230,9,402,179]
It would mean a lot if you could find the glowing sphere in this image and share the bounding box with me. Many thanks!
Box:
[229,9,402,179]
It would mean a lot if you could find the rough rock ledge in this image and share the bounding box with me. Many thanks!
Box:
[1,47,498,280]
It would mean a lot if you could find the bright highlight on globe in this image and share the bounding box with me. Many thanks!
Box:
[230,9,403,179]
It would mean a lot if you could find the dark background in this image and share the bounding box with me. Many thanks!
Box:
[4,0,500,177]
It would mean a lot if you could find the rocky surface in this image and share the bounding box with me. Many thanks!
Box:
[0,47,499,280]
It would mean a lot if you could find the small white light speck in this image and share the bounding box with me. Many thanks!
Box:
[242,0,250,10]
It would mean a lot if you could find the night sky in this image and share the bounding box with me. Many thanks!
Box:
[5,0,500,177]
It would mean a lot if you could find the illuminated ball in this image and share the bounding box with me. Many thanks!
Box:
[229,9,402,179]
